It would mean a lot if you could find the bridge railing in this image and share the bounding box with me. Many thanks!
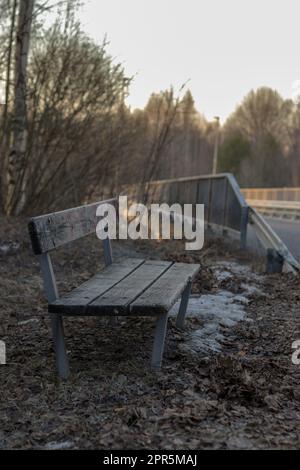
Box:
[124,173,249,249]
[242,187,300,202]
[245,199,300,220]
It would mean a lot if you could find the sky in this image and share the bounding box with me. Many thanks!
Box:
[51,0,300,122]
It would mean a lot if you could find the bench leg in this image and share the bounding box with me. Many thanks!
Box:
[176,280,192,329]
[151,313,168,369]
[50,314,69,380]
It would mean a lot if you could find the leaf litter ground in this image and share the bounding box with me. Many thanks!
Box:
[0,217,299,449]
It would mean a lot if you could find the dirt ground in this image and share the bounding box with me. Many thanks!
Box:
[0,216,299,449]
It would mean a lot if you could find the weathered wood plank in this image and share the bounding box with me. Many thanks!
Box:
[28,198,117,255]
[130,263,200,315]
[49,258,145,314]
[88,260,173,315]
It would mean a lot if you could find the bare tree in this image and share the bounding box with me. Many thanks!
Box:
[0,2,213,215]
[5,0,34,215]
[1,0,17,137]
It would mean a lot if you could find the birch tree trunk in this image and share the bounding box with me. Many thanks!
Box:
[5,0,34,215]
[1,0,18,139]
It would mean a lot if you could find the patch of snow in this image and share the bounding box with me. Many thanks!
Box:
[233,294,249,305]
[18,318,39,326]
[176,291,247,321]
[213,261,262,283]
[227,435,254,450]
[45,441,74,450]
[170,259,264,355]
[170,292,246,354]
[214,269,233,282]
[240,283,265,297]
[0,243,20,255]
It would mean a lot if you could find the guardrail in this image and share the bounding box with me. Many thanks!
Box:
[125,173,249,249]
[245,199,300,220]
[121,174,299,273]
[242,187,300,202]
[249,207,300,273]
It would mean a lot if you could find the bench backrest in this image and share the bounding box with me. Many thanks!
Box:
[28,198,117,303]
[28,198,117,255]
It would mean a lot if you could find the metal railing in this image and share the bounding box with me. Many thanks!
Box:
[122,173,299,272]
[249,207,300,273]
[242,187,300,202]
[247,199,300,220]
[126,173,249,249]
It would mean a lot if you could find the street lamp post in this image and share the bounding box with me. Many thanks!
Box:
[212,116,220,175]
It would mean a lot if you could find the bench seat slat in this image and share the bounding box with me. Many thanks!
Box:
[49,259,199,318]
[130,263,200,315]
[49,258,145,314]
[88,260,173,315]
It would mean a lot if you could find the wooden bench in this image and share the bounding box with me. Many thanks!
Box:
[28,198,200,379]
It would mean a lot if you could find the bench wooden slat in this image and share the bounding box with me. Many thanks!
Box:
[130,263,200,315]
[28,198,116,255]
[88,260,173,315]
[49,258,145,314]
